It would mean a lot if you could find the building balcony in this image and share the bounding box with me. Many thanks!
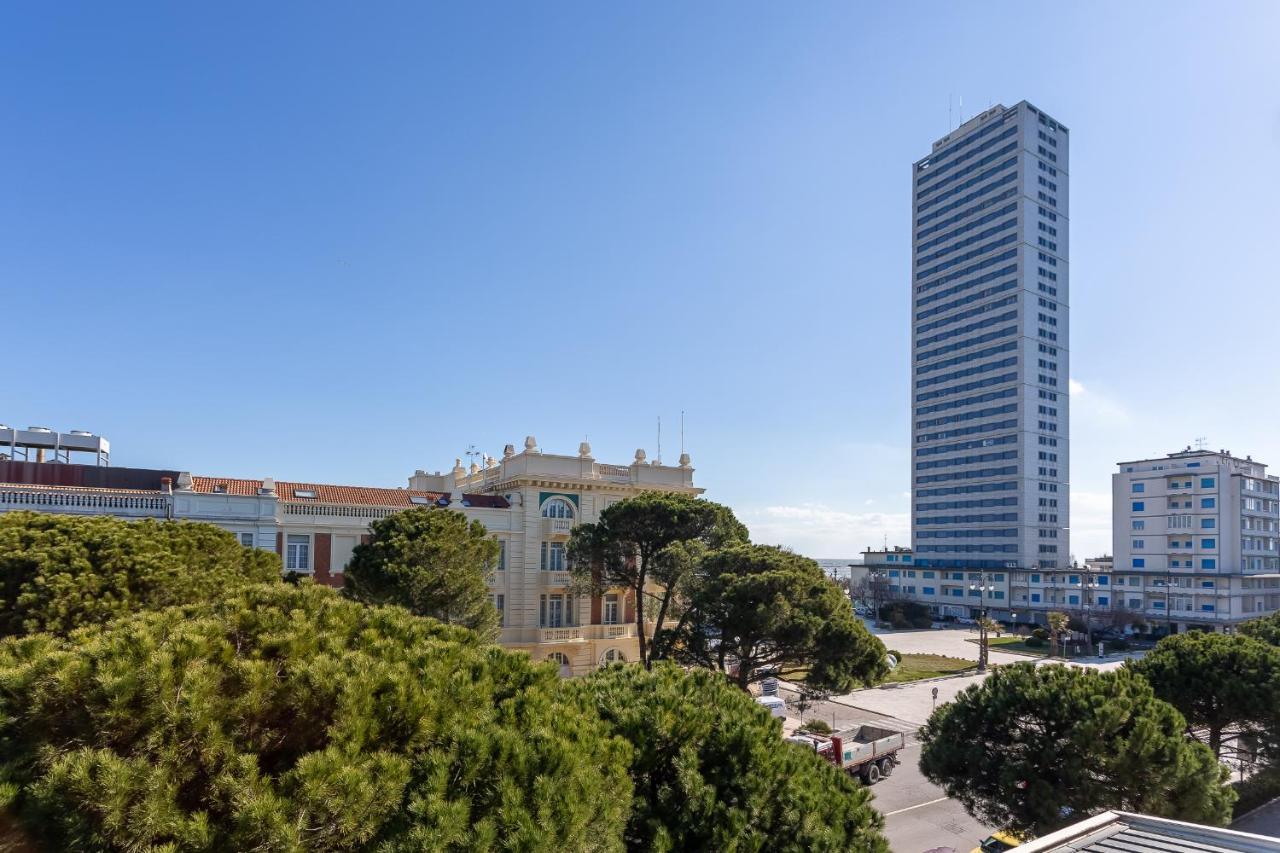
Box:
[542,517,575,538]
[543,571,574,587]
[537,623,637,644]
[540,626,586,643]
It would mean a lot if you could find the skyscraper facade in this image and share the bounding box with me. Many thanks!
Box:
[911,101,1070,576]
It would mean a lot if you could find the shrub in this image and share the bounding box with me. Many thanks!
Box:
[1233,767,1280,819]
[1024,636,1046,648]
[0,583,631,851]
[1031,628,1049,641]
[0,512,280,638]
[1105,637,1130,652]
[885,649,905,662]
[802,719,833,735]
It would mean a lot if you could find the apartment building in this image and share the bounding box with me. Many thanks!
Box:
[1111,448,1280,633]
[911,101,1070,576]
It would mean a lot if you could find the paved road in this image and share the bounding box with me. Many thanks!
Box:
[781,690,992,853]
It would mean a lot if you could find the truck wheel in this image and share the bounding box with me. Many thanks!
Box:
[878,758,894,778]
[863,764,881,784]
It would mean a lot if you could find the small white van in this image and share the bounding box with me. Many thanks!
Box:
[754,695,786,718]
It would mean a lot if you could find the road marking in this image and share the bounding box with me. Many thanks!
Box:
[884,796,950,817]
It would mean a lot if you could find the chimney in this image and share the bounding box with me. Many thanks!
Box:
[160,477,173,494]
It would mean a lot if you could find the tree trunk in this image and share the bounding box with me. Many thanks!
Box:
[736,657,752,691]
[1209,726,1222,759]
[634,584,648,668]
[649,587,675,661]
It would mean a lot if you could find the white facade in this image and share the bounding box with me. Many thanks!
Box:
[1112,448,1280,632]
[911,101,1070,575]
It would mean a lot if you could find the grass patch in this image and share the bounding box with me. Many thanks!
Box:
[884,653,977,683]
[965,636,1093,658]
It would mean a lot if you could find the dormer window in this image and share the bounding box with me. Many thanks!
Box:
[409,495,432,505]
[294,489,317,499]
[213,484,228,494]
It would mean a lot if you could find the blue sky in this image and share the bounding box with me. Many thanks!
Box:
[4,2,1278,559]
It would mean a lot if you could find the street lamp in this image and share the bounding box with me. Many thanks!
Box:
[1081,574,1101,656]
[970,575,995,671]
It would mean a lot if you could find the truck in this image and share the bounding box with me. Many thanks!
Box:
[786,723,906,784]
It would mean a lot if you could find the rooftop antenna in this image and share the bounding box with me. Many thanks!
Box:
[656,416,662,465]
[680,410,685,455]
[948,93,953,132]
[1194,436,1209,451]
[465,444,482,471]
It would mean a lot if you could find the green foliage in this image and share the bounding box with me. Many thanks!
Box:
[1130,632,1280,760]
[573,664,887,853]
[1023,636,1046,648]
[671,545,887,692]
[1233,766,1280,819]
[878,600,933,630]
[344,507,500,640]
[885,648,904,661]
[919,662,1235,837]
[567,492,748,665]
[1031,628,1048,641]
[0,511,279,638]
[1240,612,1280,647]
[802,719,833,735]
[0,582,631,851]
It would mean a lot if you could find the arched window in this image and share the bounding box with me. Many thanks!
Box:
[599,648,626,665]
[547,651,571,677]
[541,497,575,519]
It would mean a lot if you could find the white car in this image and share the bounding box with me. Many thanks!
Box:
[754,695,786,718]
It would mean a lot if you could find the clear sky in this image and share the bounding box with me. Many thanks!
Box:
[4,2,1278,560]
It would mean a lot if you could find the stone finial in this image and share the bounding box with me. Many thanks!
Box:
[484,455,496,468]
[503,444,515,459]
[579,441,592,458]
[175,471,194,490]
[260,477,276,494]
[634,448,647,464]
[524,435,538,453]
[678,452,691,468]
[469,461,479,475]
[452,458,466,476]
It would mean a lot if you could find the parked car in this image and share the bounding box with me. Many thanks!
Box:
[754,695,786,718]
[971,830,1024,853]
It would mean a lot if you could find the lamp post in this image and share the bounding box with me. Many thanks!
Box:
[970,575,995,671]
[1082,574,1100,657]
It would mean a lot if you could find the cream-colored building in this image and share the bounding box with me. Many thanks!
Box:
[408,436,702,674]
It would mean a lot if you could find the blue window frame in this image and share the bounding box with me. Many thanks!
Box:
[1069,575,1080,584]
[889,585,901,593]
[1097,576,1109,585]
[903,556,913,563]
[951,589,964,597]
[1132,501,1145,511]
[951,572,965,581]
[1031,593,1041,603]
[1097,596,1109,605]
[1132,482,1145,493]
[923,571,936,579]
[1201,604,1215,612]
[1201,538,1216,549]
[968,589,980,597]
[1201,559,1216,569]
[1030,573,1041,583]
[1068,594,1080,605]
[1200,581,1215,588]
[922,587,936,595]
[1201,518,1216,529]
[888,570,900,578]
[1133,558,1145,568]
[1201,477,1215,488]
[1201,497,1216,508]
[992,591,1005,599]
[1153,601,1166,610]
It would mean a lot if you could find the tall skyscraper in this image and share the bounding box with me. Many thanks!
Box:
[911,101,1069,575]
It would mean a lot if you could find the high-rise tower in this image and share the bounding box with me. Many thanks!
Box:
[911,101,1069,573]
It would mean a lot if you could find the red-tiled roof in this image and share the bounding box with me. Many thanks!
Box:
[190,476,508,509]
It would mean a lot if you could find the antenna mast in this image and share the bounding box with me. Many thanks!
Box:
[656,416,662,465]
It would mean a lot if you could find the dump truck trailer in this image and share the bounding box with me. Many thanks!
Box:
[787,724,905,784]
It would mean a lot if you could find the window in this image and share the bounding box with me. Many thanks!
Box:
[492,593,505,627]
[541,541,566,571]
[1132,520,1145,531]
[1201,538,1216,549]
[1031,573,1041,583]
[1133,558,1145,568]
[923,571,936,579]
[547,651,571,674]
[1031,593,1041,603]
[1201,478,1216,488]
[1097,596,1109,606]
[541,497,575,519]
[213,484,228,494]
[888,570,900,578]
[496,540,506,570]
[600,648,626,665]
[1153,601,1166,610]
[1201,497,1216,509]
[286,535,311,571]
[1132,501,1145,512]
[1201,559,1217,570]
[409,495,433,505]
[1132,483,1145,493]
[1132,539,1145,549]
[1129,599,1142,609]
[951,589,964,597]
[1097,576,1109,585]
[293,489,317,499]
[1069,575,1080,584]
[1201,518,1216,529]
[603,594,620,625]
[1068,594,1080,605]
[238,532,255,548]
[540,594,575,628]
[922,587,936,595]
